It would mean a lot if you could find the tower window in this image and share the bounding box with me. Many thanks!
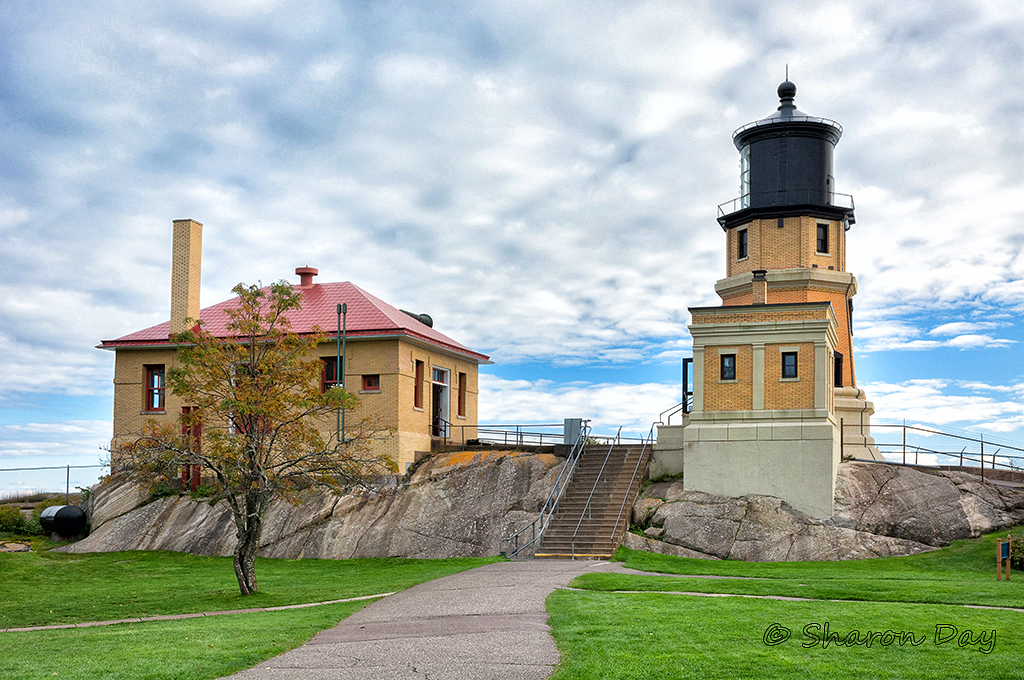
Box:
[737,229,748,260]
[816,224,829,253]
[720,354,736,381]
[781,352,798,379]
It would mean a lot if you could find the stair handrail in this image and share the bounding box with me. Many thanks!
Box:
[571,427,621,559]
[499,420,591,559]
[609,423,655,545]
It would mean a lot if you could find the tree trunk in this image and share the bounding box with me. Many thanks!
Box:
[232,489,267,596]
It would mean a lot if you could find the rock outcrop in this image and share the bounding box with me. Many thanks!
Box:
[628,462,1024,562]
[630,484,933,562]
[60,450,562,559]
[61,456,1024,563]
[832,463,1024,546]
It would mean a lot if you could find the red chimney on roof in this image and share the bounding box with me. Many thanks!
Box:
[295,266,318,287]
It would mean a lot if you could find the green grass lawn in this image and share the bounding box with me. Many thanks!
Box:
[0,547,499,680]
[0,546,499,627]
[4,532,1022,680]
[547,531,1024,680]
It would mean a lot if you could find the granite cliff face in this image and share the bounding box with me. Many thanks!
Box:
[61,450,562,559]
[831,463,1024,546]
[62,458,1024,562]
[626,462,1024,562]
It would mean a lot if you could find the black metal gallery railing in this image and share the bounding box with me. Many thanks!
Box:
[717,190,855,218]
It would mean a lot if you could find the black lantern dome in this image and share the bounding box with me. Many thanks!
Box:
[718,81,854,230]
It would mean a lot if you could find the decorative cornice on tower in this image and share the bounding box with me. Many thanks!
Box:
[714,267,858,303]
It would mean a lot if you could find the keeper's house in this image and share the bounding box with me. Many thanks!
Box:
[99,219,491,473]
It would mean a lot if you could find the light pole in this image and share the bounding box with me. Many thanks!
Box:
[336,303,347,442]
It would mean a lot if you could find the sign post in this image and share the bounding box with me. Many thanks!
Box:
[997,536,1011,581]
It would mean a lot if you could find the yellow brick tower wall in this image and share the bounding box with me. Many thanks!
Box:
[702,345,753,411]
[726,217,845,277]
[763,342,816,410]
[719,286,855,387]
[719,215,855,387]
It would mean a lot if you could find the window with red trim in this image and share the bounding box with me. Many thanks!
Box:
[144,365,165,411]
[414,360,424,408]
[458,372,467,417]
[321,357,343,393]
[362,374,380,391]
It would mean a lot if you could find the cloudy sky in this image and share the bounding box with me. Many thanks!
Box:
[2,1,1023,492]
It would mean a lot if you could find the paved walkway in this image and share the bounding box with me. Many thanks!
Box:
[221,559,619,680]
[1,594,394,633]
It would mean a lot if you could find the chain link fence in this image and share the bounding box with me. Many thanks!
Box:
[0,464,108,500]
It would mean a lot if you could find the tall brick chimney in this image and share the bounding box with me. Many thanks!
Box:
[170,219,203,337]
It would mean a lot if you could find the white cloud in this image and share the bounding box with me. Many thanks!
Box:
[929,321,1000,336]
[946,334,1014,349]
[0,419,111,493]
[864,379,1024,440]
[2,1,1024,451]
[479,375,681,439]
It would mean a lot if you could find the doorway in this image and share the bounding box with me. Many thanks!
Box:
[431,367,449,437]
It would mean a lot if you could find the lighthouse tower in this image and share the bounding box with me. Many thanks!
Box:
[657,80,881,519]
[716,79,857,386]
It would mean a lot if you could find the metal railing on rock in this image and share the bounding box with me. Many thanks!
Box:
[499,421,591,559]
[0,463,108,499]
[842,421,1024,484]
[440,422,566,449]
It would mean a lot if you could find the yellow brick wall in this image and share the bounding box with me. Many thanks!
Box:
[110,337,482,474]
[726,217,846,278]
[111,348,181,454]
[702,345,753,411]
[691,307,828,325]
[393,340,480,470]
[763,342,816,410]
[313,338,403,467]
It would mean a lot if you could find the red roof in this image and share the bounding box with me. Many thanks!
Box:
[99,282,490,363]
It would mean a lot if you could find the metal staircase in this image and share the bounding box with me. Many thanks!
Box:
[500,427,652,560]
[499,422,591,559]
[535,441,649,559]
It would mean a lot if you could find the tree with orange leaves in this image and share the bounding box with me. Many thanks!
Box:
[121,281,395,595]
